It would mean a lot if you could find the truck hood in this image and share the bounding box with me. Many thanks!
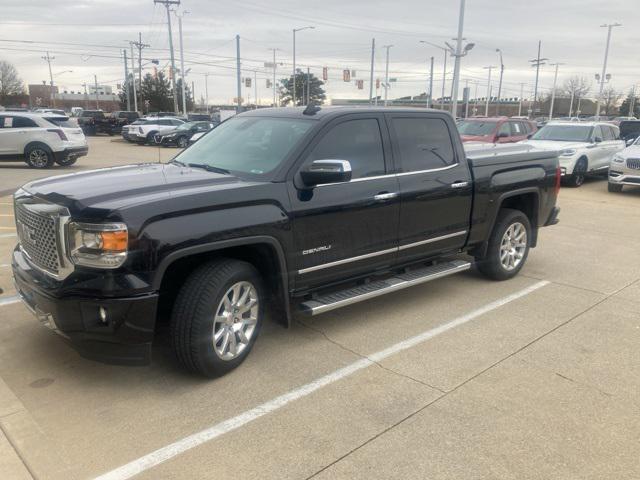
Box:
[519,139,587,151]
[22,162,245,213]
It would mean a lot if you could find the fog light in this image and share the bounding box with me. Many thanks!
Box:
[98,307,108,324]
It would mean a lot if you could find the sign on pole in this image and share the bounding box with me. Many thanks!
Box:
[322,67,328,81]
[343,70,351,82]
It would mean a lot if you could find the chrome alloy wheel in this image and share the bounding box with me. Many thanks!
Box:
[213,281,259,360]
[29,149,49,167]
[500,222,527,271]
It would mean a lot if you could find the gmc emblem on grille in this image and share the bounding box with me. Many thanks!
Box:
[19,223,37,246]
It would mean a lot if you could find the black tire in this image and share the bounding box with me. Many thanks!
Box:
[24,145,54,169]
[55,156,78,167]
[170,258,265,377]
[475,208,531,281]
[565,157,588,187]
[608,182,623,193]
[145,131,157,145]
[176,136,188,148]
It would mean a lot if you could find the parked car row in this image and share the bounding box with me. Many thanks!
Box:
[121,116,215,147]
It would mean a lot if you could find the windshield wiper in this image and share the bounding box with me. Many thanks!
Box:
[187,163,230,174]
[170,159,186,166]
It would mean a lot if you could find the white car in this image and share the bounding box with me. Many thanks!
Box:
[608,137,640,192]
[520,121,625,187]
[127,117,185,145]
[0,112,88,168]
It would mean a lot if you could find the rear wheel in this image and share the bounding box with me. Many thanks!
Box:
[24,145,54,169]
[608,182,623,193]
[170,259,264,377]
[176,136,188,148]
[55,156,78,167]
[565,157,587,187]
[145,131,157,145]
[476,208,531,281]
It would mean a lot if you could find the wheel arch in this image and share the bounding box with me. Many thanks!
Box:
[154,236,292,327]
[24,141,54,156]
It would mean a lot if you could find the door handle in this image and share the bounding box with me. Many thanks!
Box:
[451,181,469,189]
[374,192,398,201]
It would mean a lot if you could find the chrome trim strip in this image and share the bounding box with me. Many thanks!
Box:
[395,163,459,177]
[298,247,397,274]
[298,231,468,274]
[398,230,468,251]
[316,163,460,186]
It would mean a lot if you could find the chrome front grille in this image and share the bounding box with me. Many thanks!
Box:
[626,158,640,170]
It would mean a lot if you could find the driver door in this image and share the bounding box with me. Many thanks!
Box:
[288,114,400,291]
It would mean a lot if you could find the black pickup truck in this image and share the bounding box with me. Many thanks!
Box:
[12,107,560,377]
[76,110,118,136]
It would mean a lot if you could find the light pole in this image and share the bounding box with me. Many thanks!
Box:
[204,73,209,114]
[595,23,622,118]
[382,45,393,106]
[41,52,55,107]
[549,62,564,119]
[268,48,281,107]
[292,26,314,107]
[529,41,548,118]
[154,0,181,114]
[175,10,189,115]
[420,41,448,111]
[449,0,473,117]
[483,66,495,116]
[595,72,611,115]
[495,48,504,115]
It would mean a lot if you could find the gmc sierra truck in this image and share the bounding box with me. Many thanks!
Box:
[12,107,560,377]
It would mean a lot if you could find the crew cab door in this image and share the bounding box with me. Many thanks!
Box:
[288,114,399,290]
[589,125,612,170]
[386,113,472,264]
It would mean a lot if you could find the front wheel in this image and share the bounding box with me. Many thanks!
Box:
[608,182,623,193]
[565,158,587,187]
[170,259,264,377]
[176,136,188,148]
[476,208,531,281]
[24,145,54,169]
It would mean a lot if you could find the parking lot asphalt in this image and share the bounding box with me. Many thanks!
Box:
[0,137,639,480]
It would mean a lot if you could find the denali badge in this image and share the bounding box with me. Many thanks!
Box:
[302,245,332,255]
[19,223,37,246]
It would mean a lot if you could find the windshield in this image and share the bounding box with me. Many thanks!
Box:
[457,120,497,136]
[174,116,313,176]
[176,122,196,131]
[44,116,75,128]
[531,125,593,142]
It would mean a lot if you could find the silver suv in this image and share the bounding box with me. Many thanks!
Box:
[609,136,640,192]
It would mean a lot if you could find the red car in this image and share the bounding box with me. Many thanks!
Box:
[457,117,537,143]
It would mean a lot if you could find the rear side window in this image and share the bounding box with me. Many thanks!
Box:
[0,116,12,128]
[13,116,38,128]
[392,117,456,172]
[171,119,184,126]
[510,122,524,135]
[498,122,511,136]
[44,117,75,128]
[307,118,385,179]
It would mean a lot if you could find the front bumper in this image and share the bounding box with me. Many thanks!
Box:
[609,169,640,186]
[12,248,158,366]
[154,135,178,146]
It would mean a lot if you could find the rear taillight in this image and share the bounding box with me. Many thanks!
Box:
[47,128,68,141]
[554,166,561,195]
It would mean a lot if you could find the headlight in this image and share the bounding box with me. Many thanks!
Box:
[68,222,128,269]
[560,149,577,156]
[138,127,144,133]
[612,154,625,163]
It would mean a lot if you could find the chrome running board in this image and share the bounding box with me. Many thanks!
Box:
[299,259,471,316]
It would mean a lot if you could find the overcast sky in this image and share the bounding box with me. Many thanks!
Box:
[1,0,638,104]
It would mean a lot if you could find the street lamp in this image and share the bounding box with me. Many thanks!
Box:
[595,22,622,118]
[175,10,190,115]
[292,26,314,106]
[420,40,449,111]
[495,49,504,115]
[483,65,496,116]
[449,0,474,117]
[53,70,73,77]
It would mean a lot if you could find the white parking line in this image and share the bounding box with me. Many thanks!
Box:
[0,233,16,238]
[94,280,549,480]
[0,295,21,307]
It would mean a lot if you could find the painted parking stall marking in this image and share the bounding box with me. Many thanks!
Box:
[94,280,549,480]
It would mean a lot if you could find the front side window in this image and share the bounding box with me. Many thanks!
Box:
[306,119,385,179]
[457,120,497,137]
[174,116,313,176]
[601,125,614,141]
[531,125,593,142]
[392,117,456,172]
[498,122,511,136]
[13,116,38,128]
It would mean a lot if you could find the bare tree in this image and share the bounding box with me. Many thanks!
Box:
[0,61,25,104]
[562,76,591,115]
[602,87,623,115]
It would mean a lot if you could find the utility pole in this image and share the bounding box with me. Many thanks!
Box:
[255,70,258,108]
[428,56,434,108]
[442,50,447,110]
[129,33,149,112]
[268,48,279,107]
[42,52,55,107]
[204,73,209,114]
[449,0,467,117]
[368,38,375,105]
[383,45,393,107]
[529,41,548,118]
[595,23,622,118]
[495,48,504,115]
[94,75,100,109]
[549,63,564,119]
[123,49,131,111]
[483,66,495,116]
[236,34,242,113]
[630,85,636,117]
[129,43,138,112]
[464,78,470,118]
[292,26,314,107]
[175,10,189,114]
[518,83,525,117]
[154,0,180,114]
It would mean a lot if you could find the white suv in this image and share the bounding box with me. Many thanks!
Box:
[128,117,185,145]
[0,113,88,168]
[608,136,640,192]
[521,121,625,187]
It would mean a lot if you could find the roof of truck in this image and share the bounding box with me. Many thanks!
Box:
[237,106,450,120]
